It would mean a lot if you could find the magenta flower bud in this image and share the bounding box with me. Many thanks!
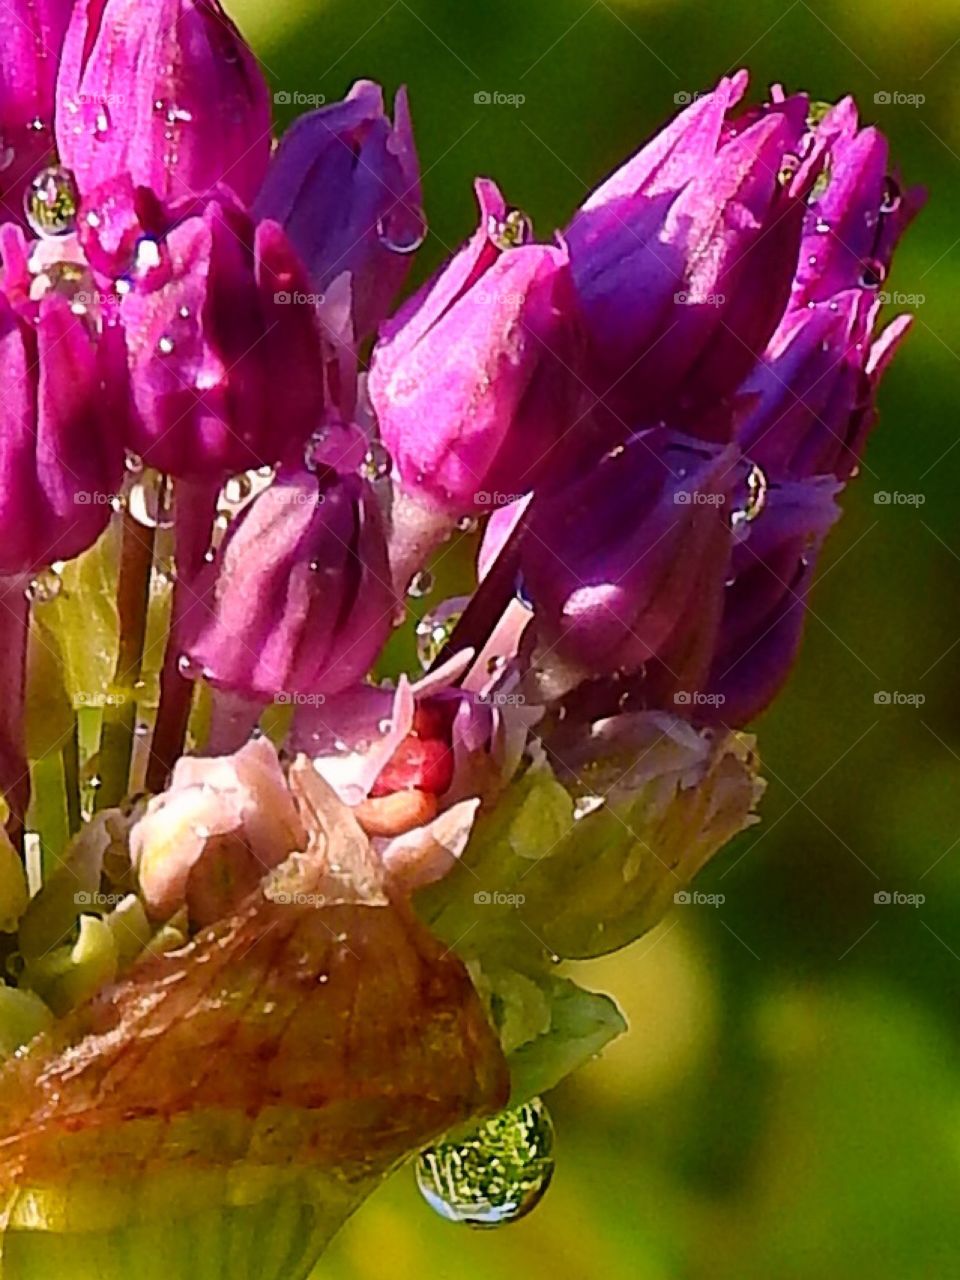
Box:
[56,0,271,207]
[255,81,423,343]
[179,469,396,700]
[120,199,325,479]
[0,0,72,223]
[701,477,841,725]
[0,289,127,575]
[566,73,819,430]
[521,431,737,691]
[737,290,912,482]
[369,179,584,515]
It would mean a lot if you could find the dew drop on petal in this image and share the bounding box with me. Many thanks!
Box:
[94,105,111,140]
[222,473,253,506]
[360,441,392,481]
[488,208,533,251]
[859,258,887,289]
[157,335,175,356]
[731,463,768,532]
[128,481,174,530]
[25,165,79,238]
[415,608,461,668]
[880,177,901,215]
[777,153,800,188]
[408,570,435,599]
[376,204,428,255]
[415,1098,555,1228]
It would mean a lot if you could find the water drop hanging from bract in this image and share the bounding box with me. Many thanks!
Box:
[415,1097,556,1228]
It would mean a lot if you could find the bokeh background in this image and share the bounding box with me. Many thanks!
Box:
[232,1,960,1275]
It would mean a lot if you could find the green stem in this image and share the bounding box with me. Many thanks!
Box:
[96,502,157,810]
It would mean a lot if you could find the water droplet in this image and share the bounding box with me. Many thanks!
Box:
[133,236,162,276]
[408,570,434,599]
[731,463,768,531]
[416,609,462,668]
[488,208,533,251]
[573,794,605,821]
[26,568,62,604]
[880,177,901,215]
[457,515,480,534]
[222,474,253,506]
[0,141,16,173]
[94,105,111,139]
[814,218,831,234]
[777,153,800,188]
[25,165,79,238]
[376,203,428,255]
[124,451,144,475]
[128,480,174,529]
[415,1098,555,1228]
[157,335,175,356]
[360,441,392,481]
[177,654,202,680]
[859,258,887,289]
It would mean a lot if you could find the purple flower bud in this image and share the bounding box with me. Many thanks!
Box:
[179,469,396,700]
[56,0,271,207]
[566,73,820,430]
[0,288,127,574]
[737,290,912,482]
[369,178,585,515]
[793,98,923,305]
[521,431,737,691]
[255,81,423,344]
[120,199,325,478]
[0,0,71,224]
[702,477,842,725]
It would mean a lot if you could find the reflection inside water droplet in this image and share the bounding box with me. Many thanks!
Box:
[415,1097,555,1227]
[25,165,79,238]
[376,203,428,255]
[488,207,533,251]
[26,568,62,605]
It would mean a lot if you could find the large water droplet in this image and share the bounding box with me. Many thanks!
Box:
[128,480,174,530]
[376,204,428,255]
[488,208,533,251]
[26,568,62,605]
[880,177,901,215]
[416,607,462,668]
[859,258,887,289]
[360,441,392,481]
[573,794,605,820]
[25,165,79,238]
[415,1098,555,1227]
[222,473,253,506]
[408,570,435,599]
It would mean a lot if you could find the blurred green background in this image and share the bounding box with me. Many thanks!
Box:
[233,1,960,1275]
